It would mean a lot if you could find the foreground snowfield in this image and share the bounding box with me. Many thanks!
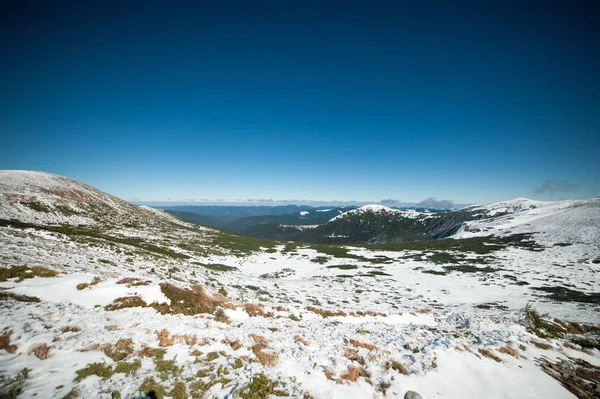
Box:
[0,171,599,398]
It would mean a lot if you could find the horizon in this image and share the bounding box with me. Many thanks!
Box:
[2,1,599,204]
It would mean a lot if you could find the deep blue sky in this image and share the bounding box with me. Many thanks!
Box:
[1,1,599,204]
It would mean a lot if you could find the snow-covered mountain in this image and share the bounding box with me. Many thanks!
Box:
[0,170,186,228]
[328,204,432,223]
[454,197,600,246]
[1,171,599,399]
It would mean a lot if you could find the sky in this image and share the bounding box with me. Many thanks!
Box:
[1,1,599,205]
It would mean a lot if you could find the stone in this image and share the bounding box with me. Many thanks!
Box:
[405,391,423,399]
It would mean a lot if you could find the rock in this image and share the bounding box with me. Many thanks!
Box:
[405,391,423,399]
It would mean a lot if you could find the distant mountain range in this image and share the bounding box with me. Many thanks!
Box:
[164,198,600,246]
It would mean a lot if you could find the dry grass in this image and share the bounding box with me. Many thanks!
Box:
[0,266,60,282]
[383,360,409,375]
[322,364,371,384]
[243,303,269,317]
[106,325,121,332]
[139,346,165,358]
[340,365,370,382]
[0,329,17,353]
[222,338,242,350]
[157,329,174,347]
[564,342,584,351]
[322,366,337,381]
[103,339,134,361]
[213,307,230,323]
[248,334,269,346]
[156,329,201,347]
[59,326,82,333]
[104,296,148,311]
[307,306,347,318]
[251,344,278,367]
[498,345,518,358]
[566,322,585,335]
[62,390,80,399]
[29,343,53,359]
[76,276,101,290]
[479,348,502,362]
[344,348,365,365]
[116,277,151,286]
[294,336,310,346]
[348,339,377,351]
[349,311,387,317]
[153,283,233,316]
[531,340,553,350]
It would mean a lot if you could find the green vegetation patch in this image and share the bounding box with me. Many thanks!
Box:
[532,286,600,304]
[237,373,289,398]
[444,265,502,273]
[421,269,449,276]
[326,265,358,270]
[192,262,239,272]
[139,378,167,399]
[114,360,141,376]
[74,363,114,382]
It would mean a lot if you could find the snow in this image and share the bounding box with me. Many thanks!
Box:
[0,274,170,308]
[454,197,600,245]
[328,204,430,223]
[0,172,599,399]
[299,211,310,216]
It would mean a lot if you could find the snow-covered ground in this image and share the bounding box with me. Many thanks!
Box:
[1,171,599,398]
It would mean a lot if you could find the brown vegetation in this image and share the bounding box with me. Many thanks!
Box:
[152,283,232,316]
[348,339,377,351]
[156,329,202,347]
[105,325,121,331]
[60,326,82,333]
[531,340,553,350]
[340,365,370,382]
[242,303,269,317]
[538,356,600,399]
[383,360,409,375]
[0,329,17,353]
[294,336,310,346]
[104,296,148,311]
[0,266,59,282]
[103,339,134,361]
[251,344,278,367]
[498,345,518,358]
[478,348,502,362]
[221,338,242,350]
[344,348,365,365]
[348,311,387,317]
[307,306,347,318]
[62,390,80,399]
[248,334,269,346]
[116,277,151,286]
[76,276,101,290]
[29,343,53,359]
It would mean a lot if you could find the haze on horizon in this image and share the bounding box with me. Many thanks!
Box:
[1,1,599,205]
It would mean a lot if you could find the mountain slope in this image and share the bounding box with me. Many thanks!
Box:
[454,198,600,246]
[0,170,185,228]
[1,171,599,399]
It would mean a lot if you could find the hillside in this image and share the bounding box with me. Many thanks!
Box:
[0,171,599,399]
